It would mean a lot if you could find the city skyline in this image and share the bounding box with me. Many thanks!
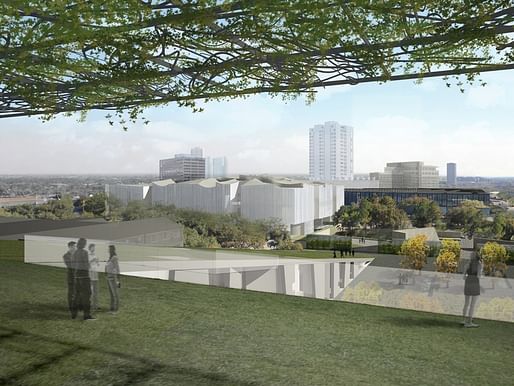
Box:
[1,71,513,177]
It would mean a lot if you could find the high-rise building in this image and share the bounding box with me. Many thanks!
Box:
[309,121,353,181]
[206,156,228,178]
[371,161,439,189]
[190,147,203,157]
[447,163,457,187]
[159,148,206,182]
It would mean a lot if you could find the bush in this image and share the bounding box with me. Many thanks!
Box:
[435,250,459,273]
[305,238,351,251]
[184,228,220,248]
[378,243,401,255]
[277,239,303,250]
[400,235,429,270]
[480,242,508,277]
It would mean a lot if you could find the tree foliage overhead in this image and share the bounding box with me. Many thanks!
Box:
[1,0,513,121]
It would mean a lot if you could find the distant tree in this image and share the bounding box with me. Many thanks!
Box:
[333,203,361,235]
[84,193,107,217]
[489,212,507,239]
[400,197,442,228]
[480,242,508,277]
[48,195,75,219]
[504,215,514,241]
[446,200,486,237]
[359,199,372,235]
[368,196,410,230]
[121,201,151,221]
[261,218,290,242]
[400,235,429,271]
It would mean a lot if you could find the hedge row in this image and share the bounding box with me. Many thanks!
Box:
[305,239,352,251]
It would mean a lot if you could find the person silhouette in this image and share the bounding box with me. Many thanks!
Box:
[105,245,120,314]
[462,253,482,328]
[71,238,95,321]
[88,243,100,311]
[62,241,76,315]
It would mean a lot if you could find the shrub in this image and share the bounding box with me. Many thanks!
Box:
[480,242,508,277]
[400,235,429,270]
[277,239,303,250]
[378,243,401,255]
[435,250,459,273]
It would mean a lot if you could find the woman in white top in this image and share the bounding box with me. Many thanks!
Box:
[88,244,100,311]
[105,245,120,313]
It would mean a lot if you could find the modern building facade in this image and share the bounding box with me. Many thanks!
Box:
[159,148,206,182]
[344,188,490,213]
[309,121,354,181]
[105,184,151,206]
[447,163,457,187]
[371,161,439,189]
[109,177,345,236]
[240,178,344,235]
[152,178,239,214]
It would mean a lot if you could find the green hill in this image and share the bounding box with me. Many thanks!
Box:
[1,244,513,385]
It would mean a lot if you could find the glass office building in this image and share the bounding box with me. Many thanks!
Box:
[344,188,490,212]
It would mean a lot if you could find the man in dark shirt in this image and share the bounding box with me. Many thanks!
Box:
[63,241,76,315]
[71,238,95,321]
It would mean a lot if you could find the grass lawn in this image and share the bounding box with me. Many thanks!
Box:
[1,248,514,385]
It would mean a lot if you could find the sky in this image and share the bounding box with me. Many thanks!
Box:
[1,70,513,177]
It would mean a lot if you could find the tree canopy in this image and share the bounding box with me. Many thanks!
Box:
[1,1,513,123]
[400,196,442,228]
[446,200,487,237]
[334,196,409,233]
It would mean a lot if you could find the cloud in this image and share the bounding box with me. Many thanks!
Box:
[466,84,507,109]
[312,85,352,101]
[1,71,513,177]
[354,116,513,176]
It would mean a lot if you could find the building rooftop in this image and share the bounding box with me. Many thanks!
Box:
[27,217,182,243]
[345,187,488,194]
[0,217,106,240]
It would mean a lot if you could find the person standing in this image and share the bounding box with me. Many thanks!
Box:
[105,245,120,314]
[72,238,95,321]
[62,241,76,316]
[88,243,100,311]
[462,253,483,328]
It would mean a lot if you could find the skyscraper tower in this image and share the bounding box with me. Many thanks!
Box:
[309,121,354,181]
[447,162,457,187]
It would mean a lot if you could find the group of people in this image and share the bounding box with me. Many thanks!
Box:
[63,238,120,320]
[332,249,355,258]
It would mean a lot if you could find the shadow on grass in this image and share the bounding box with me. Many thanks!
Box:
[379,316,461,329]
[0,326,259,386]
[3,301,70,321]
